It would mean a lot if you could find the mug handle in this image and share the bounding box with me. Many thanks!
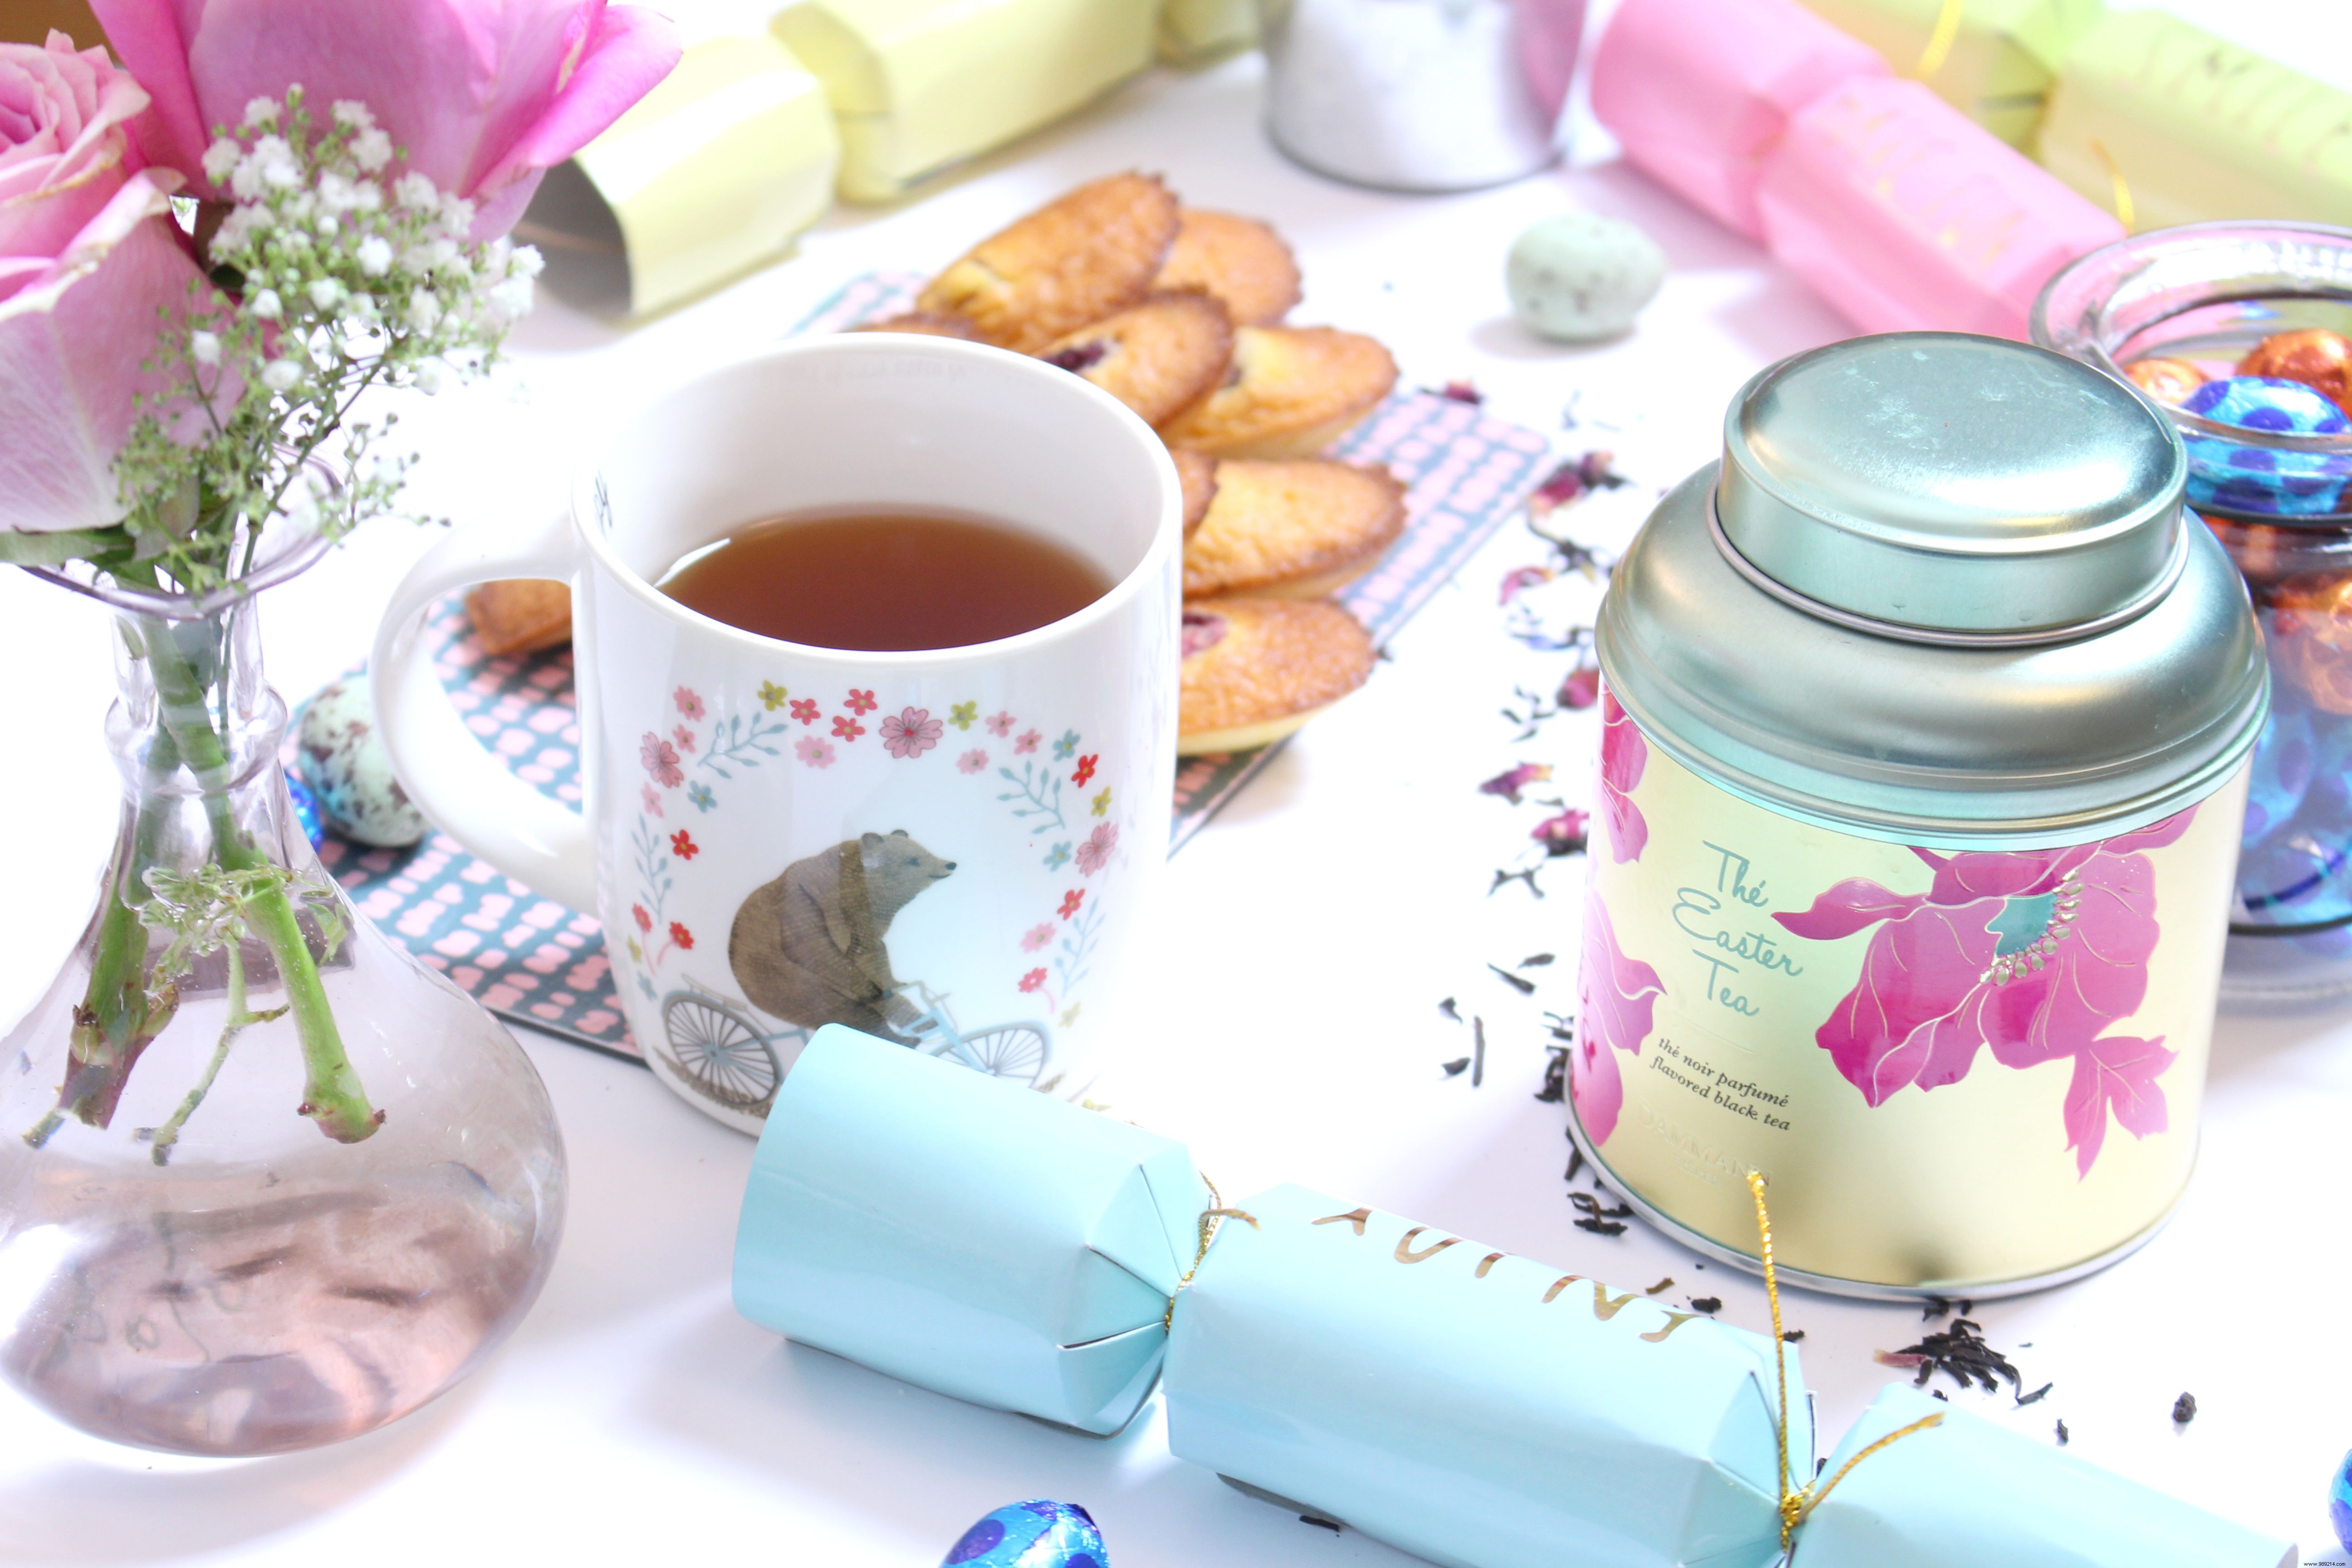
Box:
[369,509,599,914]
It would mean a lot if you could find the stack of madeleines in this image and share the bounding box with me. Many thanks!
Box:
[468,172,1402,756]
[867,172,1400,755]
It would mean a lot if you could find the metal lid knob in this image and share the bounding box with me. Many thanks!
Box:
[1715,333,2187,642]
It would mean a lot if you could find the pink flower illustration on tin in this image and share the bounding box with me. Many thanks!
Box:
[790,698,821,725]
[640,732,683,788]
[958,749,988,774]
[674,687,706,720]
[1075,822,1119,877]
[1772,808,2197,1176]
[795,736,836,769]
[671,724,696,753]
[1015,729,1041,755]
[832,715,865,742]
[881,706,944,759]
[845,688,878,716]
[1573,889,1666,1146]
[986,710,1016,737]
[1599,690,1649,863]
[640,783,663,817]
[1019,967,1048,994]
[1020,922,1054,953]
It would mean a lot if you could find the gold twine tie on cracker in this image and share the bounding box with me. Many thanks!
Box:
[1746,1170,1944,1554]
[2088,138,2136,232]
[1912,0,1966,81]
[1166,1174,1259,1329]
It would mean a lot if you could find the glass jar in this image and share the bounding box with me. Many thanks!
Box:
[2036,222,2352,1007]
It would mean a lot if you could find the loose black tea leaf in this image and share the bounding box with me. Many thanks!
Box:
[2016,1382,2053,1407]
[1541,1011,1575,1042]
[1932,1390,1949,1402]
[1886,1317,2023,1396]
[2172,1392,2197,1425]
[1442,1058,1471,1078]
[1472,1017,1486,1087]
[1646,1278,1674,1295]
[1490,866,1544,898]
[1690,1297,1722,1314]
[1520,953,1555,968]
[1438,997,1460,1022]
[1782,1330,1805,1343]
[1300,1514,1342,1534]
[1488,963,1537,995]
[1563,1147,1585,1184]
[1573,1216,1627,1236]
[1568,1192,1632,1220]
[1531,808,1589,856]
[2055,1418,2070,1445]
[1537,1047,1568,1103]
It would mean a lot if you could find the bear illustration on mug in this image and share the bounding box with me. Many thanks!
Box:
[728,829,957,1043]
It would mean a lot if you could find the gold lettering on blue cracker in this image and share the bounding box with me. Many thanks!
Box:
[1641,1312,1700,1343]
[1395,1227,1462,1264]
[1542,1274,1585,1303]
[1314,1209,1372,1235]
[1475,1252,1506,1278]
[1591,1284,1641,1320]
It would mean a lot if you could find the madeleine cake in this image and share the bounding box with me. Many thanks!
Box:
[1182,458,1406,599]
[1155,209,1303,327]
[1159,325,1397,457]
[1038,291,1235,428]
[1177,598,1375,755]
[466,579,572,657]
[1173,447,1219,538]
[917,172,1181,354]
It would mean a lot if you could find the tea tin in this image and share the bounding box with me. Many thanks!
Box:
[1578,333,2267,1298]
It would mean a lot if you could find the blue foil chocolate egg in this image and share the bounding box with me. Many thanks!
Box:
[2235,830,2352,929]
[941,1500,1106,1568]
[284,769,328,850]
[2181,375,2352,517]
[2332,1447,2352,1555]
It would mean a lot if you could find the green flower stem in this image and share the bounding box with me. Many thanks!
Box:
[30,728,187,1145]
[137,617,382,1145]
[145,942,284,1166]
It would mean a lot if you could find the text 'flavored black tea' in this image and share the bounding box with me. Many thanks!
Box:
[658,510,1113,652]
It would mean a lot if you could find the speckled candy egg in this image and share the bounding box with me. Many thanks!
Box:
[2267,572,2352,715]
[2181,375,2352,517]
[941,1500,1106,1568]
[296,678,428,848]
[1506,213,1666,342]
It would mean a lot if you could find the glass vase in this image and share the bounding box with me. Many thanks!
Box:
[2035,222,2352,1007]
[0,586,565,1455]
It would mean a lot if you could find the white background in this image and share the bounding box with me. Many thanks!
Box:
[3,3,2352,1563]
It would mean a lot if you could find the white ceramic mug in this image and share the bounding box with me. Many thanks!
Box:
[372,335,1183,1132]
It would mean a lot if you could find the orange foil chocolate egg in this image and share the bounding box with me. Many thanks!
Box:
[2126,357,2209,405]
[2237,328,2352,417]
[2269,572,2352,714]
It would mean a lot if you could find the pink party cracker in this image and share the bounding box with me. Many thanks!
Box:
[1757,77,2125,339]
[1590,0,1887,238]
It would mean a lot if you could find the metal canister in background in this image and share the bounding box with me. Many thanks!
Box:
[1579,333,2266,1299]
[2035,223,2352,1006]
[1256,0,1584,192]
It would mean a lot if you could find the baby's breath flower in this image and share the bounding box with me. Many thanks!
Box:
[393,172,436,210]
[260,359,302,392]
[512,245,544,280]
[190,332,221,366]
[355,236,392,276]
[242,95,280,128]
[248,288,283,321]
[202,137,241,184]
[436,194,476,235]
[307,279,343,311]
[406,291,441,331]
[331,100,375,130]
[352,128,393,172]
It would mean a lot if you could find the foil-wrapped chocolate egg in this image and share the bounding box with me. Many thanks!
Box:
[2267,572,2352,715]
[2241,705,2316,846]
[941,1501,1105,1568]
[2124,356,2207,405]
[2238,328,2352,418]
[2180,375,2352,518]
[296,678,428,848]
[284,769,328,850]
[2330,1447,2352,1556]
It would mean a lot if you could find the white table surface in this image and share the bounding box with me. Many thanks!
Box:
[5,7,2352,1563]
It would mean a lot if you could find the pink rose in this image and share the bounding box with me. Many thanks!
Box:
[92,0,681,238]
[0,34,213,536]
